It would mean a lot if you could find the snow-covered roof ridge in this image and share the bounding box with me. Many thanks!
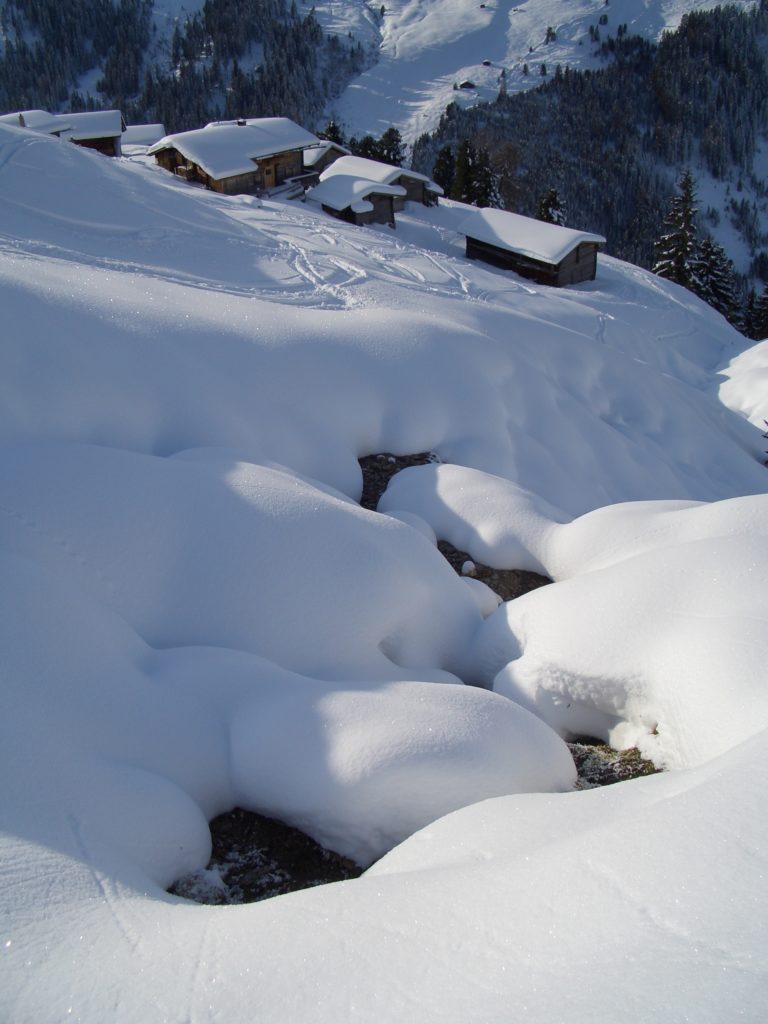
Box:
[306,173,406,213]
[458,208,606,265]
[0,109,71,134]
[56,110,125,140]
[303,140,352,169]
[320,154,443,194]
[122,123,167,146]
[148,118,321,179]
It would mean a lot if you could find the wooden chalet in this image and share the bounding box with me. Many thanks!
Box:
[59,110,126,156]
[458,208,605,286]
[147,118,321,195]
[320,155,443,209]
[305,173,406,227]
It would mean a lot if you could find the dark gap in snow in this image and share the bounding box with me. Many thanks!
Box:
[436,539,553,602]
[168,808,362,906]
[568,737,660,789]
[358,451,439,510]
[358,452,553,601]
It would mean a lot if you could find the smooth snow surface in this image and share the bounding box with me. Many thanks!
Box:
[59,109,124,140]
[1,120,768,1023]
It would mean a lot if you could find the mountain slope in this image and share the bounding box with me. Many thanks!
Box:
[1,121,768,1023]
[329,0,760,141]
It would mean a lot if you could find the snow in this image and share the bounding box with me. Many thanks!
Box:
[148,119,320,179]
[302,140,351,168]
[122,123,167,146]
[0,109,68,134]
[458,207,605,264]
[321,152,429,187]
[1,120,768,1022]
[306,155,442,211]
[719,339,768,426]
[305,173,406,213]
[330,0,759,142]
[58,109,124,140]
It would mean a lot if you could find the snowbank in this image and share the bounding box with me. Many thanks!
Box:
[1,115,767,1023]
[382,464,768,767]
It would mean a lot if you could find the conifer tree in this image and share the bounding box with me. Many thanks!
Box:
[452,139,475,203]
[693,236,739,322]
[450,141,499,207]
[472,148,500,207]
[379,126,405,167]
[432,145,455,197]
[653,169,700,289]
[753,285,768,339]
[352,134,382,160]
[536,187,566,225]
[743,288,758,338]
[321,119,345,145]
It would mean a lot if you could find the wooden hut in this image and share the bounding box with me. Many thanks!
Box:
[459,208,605,286]
[59,111,126,156]
[319,155,443,209]
[304,173,406,227]
[147,118,321,195]
[303,140,351,176]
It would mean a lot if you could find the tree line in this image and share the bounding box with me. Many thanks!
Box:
[0,0,370,133]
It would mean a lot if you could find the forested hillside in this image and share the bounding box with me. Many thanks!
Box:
[0,0,368,131]
[411,2,768,304]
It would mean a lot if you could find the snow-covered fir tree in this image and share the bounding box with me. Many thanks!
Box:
[693,237,739,323]
[653,169,700,290]
[536,188,567,226]
[451,141,499,207]
[378,127,405,167]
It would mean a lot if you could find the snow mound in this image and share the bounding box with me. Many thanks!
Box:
[230,678,576,863]
[1,106,768,1023]
[0,442,479,681]
[468,495,768,768]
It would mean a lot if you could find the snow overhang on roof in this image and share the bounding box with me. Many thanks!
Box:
[0,109,70,135]
[303,141,351,168]
[148,118,321,180]
[57,110,125,141]
[320,155,442,196]
[305,175,406,212]
[458,208,606,265]
[122,123,166,146]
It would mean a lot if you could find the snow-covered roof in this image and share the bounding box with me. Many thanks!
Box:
[122,123,166,146]
[57,110,125,141]
[148,119,321,180]
[303,140,351,169]
[458,208,605,265]
[0,109,70,135]
[305,174,406,214]
[320,155,443,195]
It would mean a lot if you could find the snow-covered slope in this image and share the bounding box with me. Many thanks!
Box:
[1,123,767,1023]
[328,0,759,141]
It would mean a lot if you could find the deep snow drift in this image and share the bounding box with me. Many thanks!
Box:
[1,123,767,1022]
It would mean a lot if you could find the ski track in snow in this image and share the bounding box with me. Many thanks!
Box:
[2,118,768,1024]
